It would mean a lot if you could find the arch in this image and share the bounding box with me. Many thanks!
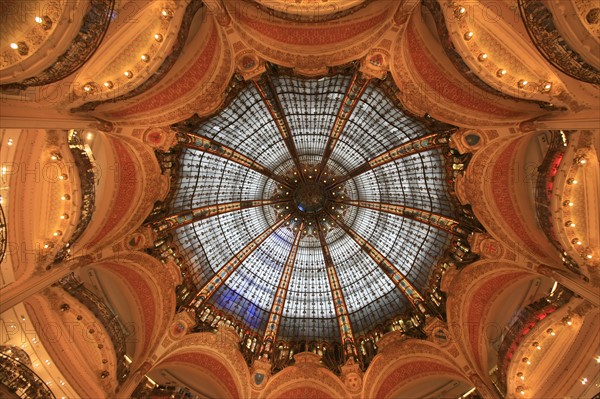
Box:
[461,134,559,263]
[72,133,165,252]
[230,0,394,74]
[363,339,467,399]
[444,259,546,374]
[259,354,351,399]
[388,374,474,399]
[151,331,251,399]
[390,4,546,128]
[79,252,178,365]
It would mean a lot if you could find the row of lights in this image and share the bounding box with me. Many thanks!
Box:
[454,5,553,94]
[17,316,69,394]
[43,151,71,250]
[82,8,173,94]
[562,154,593,260]
[515,322,572,396]
[8,16,54,56]
[578,354,600,387]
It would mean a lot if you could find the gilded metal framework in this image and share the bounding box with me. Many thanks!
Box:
[153,199,287,233]
[254,74,306,180]
[339,199,468,238]
[190,215,291,309]
[329,132,451,188]
[317,70,369,181]
[262,224,303,355]
[178,131,292,187]
[327,214,428,314]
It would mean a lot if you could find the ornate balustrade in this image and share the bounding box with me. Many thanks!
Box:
[54,130,97,263]
[534,131,581,274]
[58,274,130,382]
[153,227,469,375]
[0,353,56,399]
[496,286,573,392]
[0,203,6,264]
[518,0,600,84]
[191,304,427,375]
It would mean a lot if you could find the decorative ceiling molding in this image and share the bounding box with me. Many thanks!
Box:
[230,1,394,72]
[244,0,373,22]
[155,330,251,399]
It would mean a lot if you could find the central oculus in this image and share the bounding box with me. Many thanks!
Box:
[269,164,351,238]
[293,182,327,213]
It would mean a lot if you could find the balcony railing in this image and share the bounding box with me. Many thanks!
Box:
[0,203,6,264]
[0,353,56,399]
[496,286,573,392]
[72,0,205,113]
[131,378,202,399]
[54,130,97,263]
[0,0,116,91]
[518,0,600,84]
[422,0,557,110]
[59,273,130,382]
[534,131,580,274]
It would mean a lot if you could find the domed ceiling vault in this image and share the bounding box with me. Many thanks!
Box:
[148,63,478,366]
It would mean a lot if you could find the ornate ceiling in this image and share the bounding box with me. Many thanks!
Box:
[149,65,471,350]
[0,0,598,398]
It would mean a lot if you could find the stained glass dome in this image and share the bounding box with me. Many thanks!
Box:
[152,65,471,355]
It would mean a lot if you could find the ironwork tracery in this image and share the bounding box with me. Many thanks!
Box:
[148,64,480,371]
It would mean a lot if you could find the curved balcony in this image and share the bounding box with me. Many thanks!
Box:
[72,0,205,113]
[0,203,5,264]
[496,286,573,392]
[0,353,56,399]
[534,130,581,274]
[59,273,130,382]
[132,378,202,399]
[518,0,600,84]
[54,130,97,263]
[422,0,555,109]
[0,0,115,91]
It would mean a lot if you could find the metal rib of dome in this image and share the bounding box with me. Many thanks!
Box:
[156,65,466,354]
